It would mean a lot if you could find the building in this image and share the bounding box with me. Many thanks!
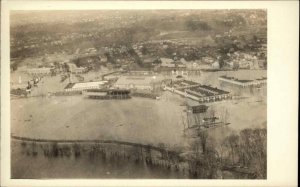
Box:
[165,80,231,103]
[166,80,200,90]
[127,70,155,76]
[158,58,188,76]
[114,76,162,91]
[64,81,108,92]
[212,61,220,69]
[219,75,267,88]
[160,58,174,65]
[83,89,131,100]
[219,75,267,96]
[143,57,157,65]
[68,63,88,74]
[186,85,231,103]
[27,67,53,75]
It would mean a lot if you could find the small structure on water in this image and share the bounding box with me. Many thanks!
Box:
[183,104,229,134]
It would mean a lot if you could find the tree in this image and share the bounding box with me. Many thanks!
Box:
[141,47,148,55]
[224,134,239,164]
[198,131,209,154]
[186,20,211,31]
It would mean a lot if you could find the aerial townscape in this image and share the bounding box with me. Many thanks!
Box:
[10,10,267,179]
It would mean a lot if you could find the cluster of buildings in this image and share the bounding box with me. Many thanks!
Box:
[25,62,89,76]
[67,63,88,74]
[225,52,261,69]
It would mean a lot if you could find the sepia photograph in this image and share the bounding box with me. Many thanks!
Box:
[9,9,268,179]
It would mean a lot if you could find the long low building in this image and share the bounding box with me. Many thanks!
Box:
[83,89,131,100]
[218,75,267,96]
[64,81,108,92]
[27,67,54,75]
[165,80,231,103]
[113,76,163,91]
[219,75,267,87]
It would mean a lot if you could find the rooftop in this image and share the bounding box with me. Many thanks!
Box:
[64,81,108,89]
[219,75,267,83]
[220,75,253,83]
[176,83,229,97]
[115,76,162,86]
[171,80,200,88]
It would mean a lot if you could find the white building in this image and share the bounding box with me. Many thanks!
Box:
[219,75,267,88]
[64,81,108,92]
[114,76,162,91]
[68,63,88,74]
[27,67,53,75]
[212,61,220,69]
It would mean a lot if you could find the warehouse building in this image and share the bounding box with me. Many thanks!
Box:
[219,75,267,96]
[165,80,231,103]
[218,75,267,88]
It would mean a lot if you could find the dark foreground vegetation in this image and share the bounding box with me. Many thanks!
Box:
[12,128,266,179]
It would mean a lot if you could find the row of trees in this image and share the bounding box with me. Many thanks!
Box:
[188,128,267,179]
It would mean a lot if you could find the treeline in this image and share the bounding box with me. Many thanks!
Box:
[187,128,267,179]
[12,128,266,179]
[220,128,267,178]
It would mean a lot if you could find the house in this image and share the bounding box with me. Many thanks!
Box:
[160,58,174,64]
[68,63,88,74]
[212,61,220,69]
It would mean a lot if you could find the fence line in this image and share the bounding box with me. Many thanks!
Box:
[11,135,178,155]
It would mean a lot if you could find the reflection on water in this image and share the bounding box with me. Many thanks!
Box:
[11,139,252,179]
[11,140,188,179]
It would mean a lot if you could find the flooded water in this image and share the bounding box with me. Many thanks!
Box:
[11,140,188,179]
